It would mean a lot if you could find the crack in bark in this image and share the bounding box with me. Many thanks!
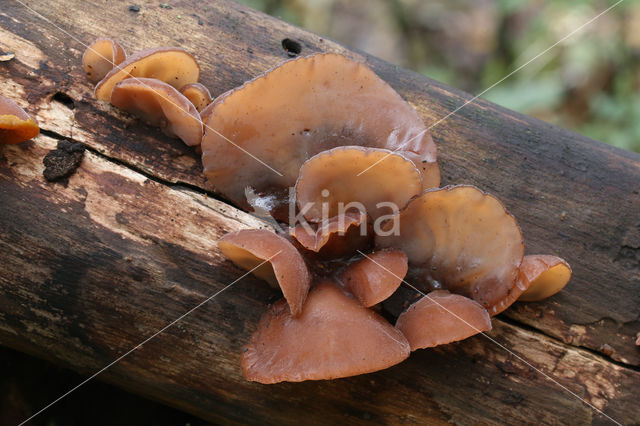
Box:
[499,316,640,373]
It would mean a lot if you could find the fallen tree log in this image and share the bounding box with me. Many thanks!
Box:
[0,0,638,424]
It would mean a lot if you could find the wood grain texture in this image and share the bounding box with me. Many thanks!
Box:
[0,0,639,423]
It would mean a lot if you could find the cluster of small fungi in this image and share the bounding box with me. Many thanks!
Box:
[83,40,574,383]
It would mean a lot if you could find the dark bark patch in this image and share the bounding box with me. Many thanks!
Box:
[43,140,86,184]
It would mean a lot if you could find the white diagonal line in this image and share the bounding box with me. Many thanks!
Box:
[18,250,282,425]
[9,0,283,177]
[357,0,625,177]
[356,250,621,426]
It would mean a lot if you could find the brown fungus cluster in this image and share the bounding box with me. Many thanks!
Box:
[83,40,208,148]
[200,53,439,216]
[83,45,572,383]
[207,54,571,383]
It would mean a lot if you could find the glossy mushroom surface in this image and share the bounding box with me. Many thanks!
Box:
[376,185,524,310]
[396,290,491,351]
[290,211,370,259]
[180,82,212,112]
[110,78,203,146]
[82,38,127,83]
[487,254,571,316]
[218,229,311,316]
[341,249,408,307]
[517,255,572,302]
[95,47,200,101]
[0,95,39,144]
[201,53,438,212]
[242,282,410,383]
[295,146,423,222]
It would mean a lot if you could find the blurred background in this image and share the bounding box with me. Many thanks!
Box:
[239,0,640,153]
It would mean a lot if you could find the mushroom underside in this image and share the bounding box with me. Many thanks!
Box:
[110,77,203,146]
[295,146,424,222]
[218,229,311,316]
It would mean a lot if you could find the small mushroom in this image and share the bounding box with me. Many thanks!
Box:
[487,255,572,315]
[376,185,524,311]
[242,281,410,383]
[295,146,423,222]
[0,95,39,144]
[341,249,408,307]
[82,38,127,83]
[179,82,212,112]
[396,290,491,351]
[218,229,311,316]
[94,47,200,101]
[517,255,572,302]
[290,210,371,259]
[201,53,438,213]
[110,77,203,146]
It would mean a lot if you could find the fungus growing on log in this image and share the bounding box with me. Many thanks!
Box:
[396,290,491,351]
[295,146,423,222]
[242,282,410,383]
[94,47,200,101]
[290,210,370,259]
[75,39,573,384]
[110,78,203,146]
[488,254,572,316]
[200,53,438,214]
[218,229,311,316]
[82,38,127,83]
[0,95,39,144]
[341,249,408,307]
[180,82,212,112]
[376,185,524,310]
[517,255,572,302]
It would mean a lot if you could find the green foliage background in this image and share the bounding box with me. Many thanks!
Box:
[239,0,640,153]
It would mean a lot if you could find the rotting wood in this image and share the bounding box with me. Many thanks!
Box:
[1,136,638,424]
[0,0,639,423]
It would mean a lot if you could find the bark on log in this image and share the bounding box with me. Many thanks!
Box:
[0,0,639,424]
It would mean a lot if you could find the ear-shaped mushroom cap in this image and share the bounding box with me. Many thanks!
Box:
[517,255,571,302]
[201,53,438,211]
[487,255,571,316]
[179,82,212,112]
[82,38,127,83]
[295,146,423,222]
[341,249,408,307]
[242,282,410,383]
[0,95,39,144]
[95,47,200,101]
[110,78,203,146]
[291,211,371,258]
[376,185,524,310]
[396,290,491,350]
[218,229,311,316]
